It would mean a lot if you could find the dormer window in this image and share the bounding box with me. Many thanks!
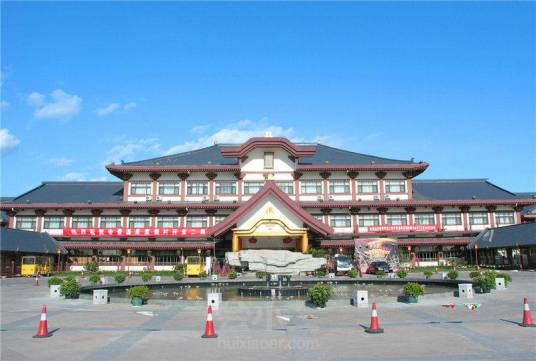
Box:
[264,152,274,169]
[130,182,152,195]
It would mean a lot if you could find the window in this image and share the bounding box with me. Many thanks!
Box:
[416,246,438,261]
[469,212,489,225]
[329,180,350,194]
[244,182,264,195]
[386,214,407,225]
[330,214,351,228]
[300,180,322,194]
[359,214,380,227]
[100,216,122,228]
[215,182,236,195]
[276,181,294,194]
[157,216,179,228]
[16,216,36,230]
[72,216,93,228]
[385,180,406,193]
[414,213,435,225]
[358,180,378,193]
[158,183,179,195]
[264,152,274,169]
[496,211,515,225]
[130,182,152,195]
[214,215,226,224]
[186,216,208,227]
[129,216,150,228]
[442,213,462,225]
[187,181,208,195]
[43,216,64,229]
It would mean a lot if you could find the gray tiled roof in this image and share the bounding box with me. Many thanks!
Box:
[469,223,536,249]
[122,143,416,166]
[11,182,123,204]
[0,228,67,254]
[413,179,516,200]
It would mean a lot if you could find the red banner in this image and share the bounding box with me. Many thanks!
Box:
[62,227,208,237]
[367,225,438,233]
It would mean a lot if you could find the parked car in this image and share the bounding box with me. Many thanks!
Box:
[367,261,393,274]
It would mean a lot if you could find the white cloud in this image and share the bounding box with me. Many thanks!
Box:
[47,157,73,167]
[123,102,136,111]
[0,100,9,108]
[104,137,162,164]
[164,120,298,155]
[96,103,121,117]
[27,92,45,107]
[191,124,210,134]
[0,128,20,155]
[28,89,82,119]
[60,172,108,181]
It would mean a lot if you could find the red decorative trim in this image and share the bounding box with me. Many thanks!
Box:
[248,237,257,244]
[62,241,214,250]
[320,237,470,247]
[149,172,161,181]
[297,163,429,173]
[220,137,316,158]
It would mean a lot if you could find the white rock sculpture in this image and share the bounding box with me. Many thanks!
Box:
[225,250,326,275]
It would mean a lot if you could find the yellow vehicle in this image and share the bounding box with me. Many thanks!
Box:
[21,256,52,276]
[185,256,205,277]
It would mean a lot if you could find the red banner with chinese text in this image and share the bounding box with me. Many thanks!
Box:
[367,225,438,233]
[62,228,208,237]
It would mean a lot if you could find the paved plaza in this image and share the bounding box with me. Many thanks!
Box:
[1,272,535,361]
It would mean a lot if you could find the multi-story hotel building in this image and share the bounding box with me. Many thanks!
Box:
[2,136,535,270]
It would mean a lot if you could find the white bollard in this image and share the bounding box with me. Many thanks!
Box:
[328,273,336,279]
[353,290,368,308]
[93,289,109,305]
[211,274,218,281]
[155,275,161,282]
[50,285,61,298]
[495,278,506,290]
[458,283,474,299]
[207,292,222,311]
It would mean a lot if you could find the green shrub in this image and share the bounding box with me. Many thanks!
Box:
[447,270,458,280]
[482,271,497,289]
[127,285,150,299]
[449,258,467,268]
[59,278,81,297]
[347,268,358,278]
[375,270,386,277]
[228,270,237,279]
[314,269,326,277]
[308,247,327,258]
[403,282,424,297]
[495,272,512,286]
[423,269,433,279]
[469,271,481,279]
[174,264,185,272]
[141,272,153,282]
[397,270,408,279]
[114,273,126,284]
[308,283,332,307]
[198,271,208,278]
[89,274,101,284]
[474,273,495,290]
[255,271,267,279]
[84,259,99,273]
[47,277,63,287]
[173,272,183,281]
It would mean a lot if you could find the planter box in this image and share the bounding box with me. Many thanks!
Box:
[64,294,80,299]
[131,296,144,306]
[398,295,419,303]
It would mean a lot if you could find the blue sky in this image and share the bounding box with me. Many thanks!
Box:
[1,2,535,196]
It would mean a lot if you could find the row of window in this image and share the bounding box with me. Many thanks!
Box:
[15,211,516,230]
[130,180,407,196]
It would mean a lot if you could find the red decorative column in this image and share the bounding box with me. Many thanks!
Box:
[350,207,360,235]
[149,172,161,201]
[63,209,74,228]
[121,173,133,201]
[234,172,244,202]
[120,209,131,228]
[460,206,470,231]
[91,209,102,228]
[320,171,331,200]
[405,206,416,225]
[205,208,217,227]
[206,172,218,201]
[403,170,417,200]
[347,171,359,201]
[513,205,523,224]
[377,207,388,225]
[148,209,159,227]
[432,206,443,230]
[35,209,46,232]
[178,172,190,201]
[375,171,387,199]
[293,171,303,202]
[486,205,496,228]
[7,210,16,228]
[177,208,188,227]
[321,207,332,225]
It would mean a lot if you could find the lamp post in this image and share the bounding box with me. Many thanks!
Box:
[474,244,480,271]
[56,249,61,272]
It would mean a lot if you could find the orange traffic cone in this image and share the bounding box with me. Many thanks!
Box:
[521,298,536,327]
[365,303,384,334]
[33,305,52,338]
[201,305,217,338]
[34,273,39,286]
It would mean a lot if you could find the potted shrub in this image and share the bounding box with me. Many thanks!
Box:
[397,270,407,279]
[375,270,386,278]
[347,268,358,278]
[447,270,458,280]
[173,272,183,281]
[47,276,63,287]
[89,274,101,285]
[308,283,331,308]
[141,272,153,282]
[474,274,495,293]
[423,269,433,279]
[128,285,150,306]
[399,282,424,303]
[114,273,126,284]
[228,270,237,279]
[314,269,326,277]
[198,271,208,278]
[60,278,81,299]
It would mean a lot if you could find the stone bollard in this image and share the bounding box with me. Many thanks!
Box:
[352,290,368,308]
[458,283,474,299]
[93,289,109,305]
[207,292,222,311]
[495,278,506,290]
[50,285,61,298]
